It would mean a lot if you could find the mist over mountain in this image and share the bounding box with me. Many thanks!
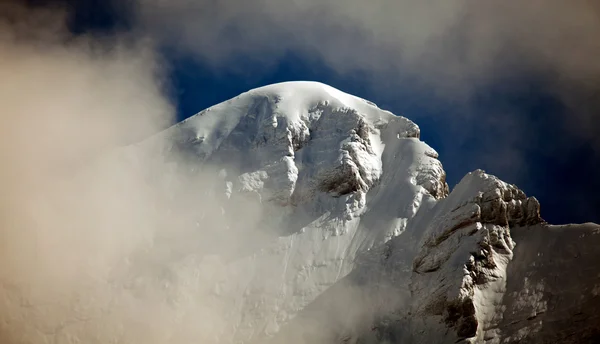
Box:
[1,2,600,344]
[4,80,598,343]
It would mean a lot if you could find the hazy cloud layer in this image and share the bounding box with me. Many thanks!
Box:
[136,0,600,92]
[0,3,239,343]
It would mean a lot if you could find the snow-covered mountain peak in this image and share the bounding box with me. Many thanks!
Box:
[133,81,449,342]
[5,81,600,344]
[233,81,391,119]
[158,81,443,210]
[127,82,600,344]
[169,80,420,157]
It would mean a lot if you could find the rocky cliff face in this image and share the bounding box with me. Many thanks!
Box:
[272,172,600,344]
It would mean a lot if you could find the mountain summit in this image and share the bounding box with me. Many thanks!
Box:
[138,82,600,343]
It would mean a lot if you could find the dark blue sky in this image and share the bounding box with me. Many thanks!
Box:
[43,0,600,224]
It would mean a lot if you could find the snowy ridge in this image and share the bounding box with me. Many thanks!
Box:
[138,81,600,344]
[408,170,543,343]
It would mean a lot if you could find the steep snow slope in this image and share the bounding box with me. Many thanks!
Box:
[134,81,599,344]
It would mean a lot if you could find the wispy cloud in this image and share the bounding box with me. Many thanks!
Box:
[135,0,600,92]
